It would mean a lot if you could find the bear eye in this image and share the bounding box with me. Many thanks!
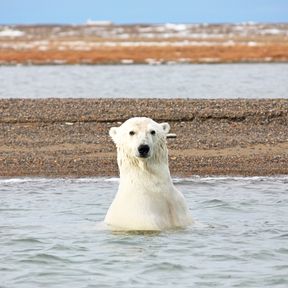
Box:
[129,131,135,136]
[150,130,156,135]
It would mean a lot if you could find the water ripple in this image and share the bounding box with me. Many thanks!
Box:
[1,176,288,288]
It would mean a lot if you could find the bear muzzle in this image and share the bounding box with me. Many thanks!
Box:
[137,144,150,158]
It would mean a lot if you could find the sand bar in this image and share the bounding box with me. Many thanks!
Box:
[0,98,287,177]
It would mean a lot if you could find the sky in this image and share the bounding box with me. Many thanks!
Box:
[0,0,287,25]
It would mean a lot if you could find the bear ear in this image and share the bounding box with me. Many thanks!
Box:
[160,122,170,134]
[109,127,119,143]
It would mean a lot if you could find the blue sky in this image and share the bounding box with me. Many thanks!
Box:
[1,0,287,24]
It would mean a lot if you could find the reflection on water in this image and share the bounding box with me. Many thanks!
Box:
[0,63,287,99]
[0,177,288,287]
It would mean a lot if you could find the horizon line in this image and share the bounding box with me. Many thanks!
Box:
[1,20,288,26]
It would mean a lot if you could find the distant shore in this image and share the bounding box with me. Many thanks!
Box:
[1,23,288,65]
[1,45,288,65]
[0,98,287,177]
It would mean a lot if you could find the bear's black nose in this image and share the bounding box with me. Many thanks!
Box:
[138,144,150,157]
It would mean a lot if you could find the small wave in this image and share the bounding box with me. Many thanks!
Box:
[0,176,286,185]
[12,238,44,244]
[201,199,229,207]
[276,248,288,254]
[273,233,288,239]
[104,177,120,182]
[67,177,118,183]
[143,262,187,273]
[0,177,119,185]
[0,177,49,184]
[21,253,71,264]
[173,176,288,186]
[0,208,30,212]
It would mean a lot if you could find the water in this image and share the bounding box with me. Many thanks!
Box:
[1,177,288,288]
[0,64,287,99]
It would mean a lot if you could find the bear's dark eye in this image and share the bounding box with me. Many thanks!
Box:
[151,130,156,135]
[129,131,135,136]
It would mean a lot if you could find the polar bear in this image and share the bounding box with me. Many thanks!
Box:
[104,117,192,231]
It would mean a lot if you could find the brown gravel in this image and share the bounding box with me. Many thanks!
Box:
[0,98,287,177]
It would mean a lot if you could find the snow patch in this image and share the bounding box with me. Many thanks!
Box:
[85,19,113,26]
[0,27,25,37]
[164,23,188,31]
[121,59,134,64]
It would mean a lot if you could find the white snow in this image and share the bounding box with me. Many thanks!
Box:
[198,57,221,63]
[85,19,112,26]
[145,58,162,65]
[164,23,189,31]
[247,41,258,47]
[260,29,282,35]
[0,28,25,37]
[121,59,134,64]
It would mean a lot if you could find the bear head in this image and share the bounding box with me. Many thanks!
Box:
[109,117,170,161]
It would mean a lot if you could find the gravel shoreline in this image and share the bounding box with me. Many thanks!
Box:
[1,98,287,177]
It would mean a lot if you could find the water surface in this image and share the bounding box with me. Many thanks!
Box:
[1,177,288,288]
[0,64,287,99]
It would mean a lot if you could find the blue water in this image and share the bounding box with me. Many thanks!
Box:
[1,177,288,288]
[0,64,287,99]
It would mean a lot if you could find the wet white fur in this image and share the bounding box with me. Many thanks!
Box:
[104,117,192,231]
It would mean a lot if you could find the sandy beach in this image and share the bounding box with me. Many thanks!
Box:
[0,98,287,177]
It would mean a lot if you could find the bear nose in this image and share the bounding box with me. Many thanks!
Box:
[138,144,150,157]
